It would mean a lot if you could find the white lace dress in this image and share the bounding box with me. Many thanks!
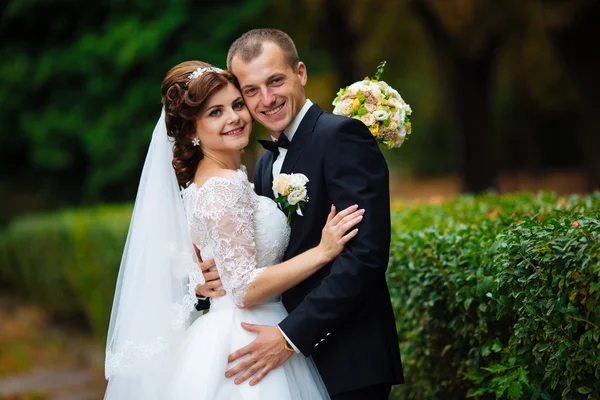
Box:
[167,169,329,400]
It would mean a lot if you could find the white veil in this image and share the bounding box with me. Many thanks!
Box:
[104,108,205,399]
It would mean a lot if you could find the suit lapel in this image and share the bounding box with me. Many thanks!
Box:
[280,104,323,174]
[261,151,276,200]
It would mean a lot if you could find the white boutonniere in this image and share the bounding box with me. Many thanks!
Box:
[272,173,309,224]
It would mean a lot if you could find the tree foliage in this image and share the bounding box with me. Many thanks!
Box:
[0,0,596,220]
[0,0,269,210]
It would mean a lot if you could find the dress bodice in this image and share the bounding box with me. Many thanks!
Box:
[181,169,290,307]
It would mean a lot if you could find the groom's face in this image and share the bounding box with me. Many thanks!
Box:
[230,42,307,136]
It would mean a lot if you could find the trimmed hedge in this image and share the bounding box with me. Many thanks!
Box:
[0,205,131,337]
[388,192,600,399]
[1,193,599,399]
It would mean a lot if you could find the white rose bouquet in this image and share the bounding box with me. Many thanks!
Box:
[332,61,412,149]
[272,173,309,223]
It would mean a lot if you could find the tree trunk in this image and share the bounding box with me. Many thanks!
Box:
[408,0,500,193]
[549,1,600,191]
[447,53,499,192]
[318,0,359,89]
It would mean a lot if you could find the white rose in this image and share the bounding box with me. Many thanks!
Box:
[388,87,399,97]
[288,173,309,188]
[339,99,353,115]
[273,174,291,196]
[365,103,376,112]
[341,92,357,102]
[377,81,390,91]
[287,188,307,205]
[360,113,376,127]
[372,88,384,101]
[389,97,402,108]
[372,110,390,121]
[398,124,407,138]
[394,109,405,123]
[347,82,363,91]
[333,103,342,115]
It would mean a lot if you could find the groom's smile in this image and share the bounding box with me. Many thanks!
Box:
[262,101,286,116]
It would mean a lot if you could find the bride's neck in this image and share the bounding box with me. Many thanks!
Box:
[198,149,241,171]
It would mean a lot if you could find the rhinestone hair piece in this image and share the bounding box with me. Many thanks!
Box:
[187,67,224,81]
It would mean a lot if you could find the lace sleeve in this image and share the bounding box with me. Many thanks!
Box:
[198,174,263,308]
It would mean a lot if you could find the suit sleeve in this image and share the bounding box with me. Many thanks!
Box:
[195,297,211,311]
[278,118,391,356]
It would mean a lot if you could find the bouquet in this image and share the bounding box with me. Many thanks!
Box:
[332,61,412,149]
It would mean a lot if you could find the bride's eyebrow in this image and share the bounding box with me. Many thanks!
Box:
[232,97,243,103]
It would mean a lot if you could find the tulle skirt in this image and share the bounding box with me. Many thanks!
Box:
[167,295,329,400]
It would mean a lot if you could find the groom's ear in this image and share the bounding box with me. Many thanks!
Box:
[297,62,308,87]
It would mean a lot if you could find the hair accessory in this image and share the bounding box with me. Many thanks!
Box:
[191,137,200,146]
[187,67,223,81]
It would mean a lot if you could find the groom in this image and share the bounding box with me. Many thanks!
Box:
[196,29,403,399]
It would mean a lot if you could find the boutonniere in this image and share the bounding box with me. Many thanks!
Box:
[272,173,309,224]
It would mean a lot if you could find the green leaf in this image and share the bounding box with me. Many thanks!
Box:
[508,381,523,399]
[578,386,592,394]
[464,297,473,310]
[491,338,503,353]
[517,367,528,385]
[482,364,511,374]
[467,388,490,397]
[374,60,386,81]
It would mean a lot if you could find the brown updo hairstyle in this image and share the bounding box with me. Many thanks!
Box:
[161,61,237,186]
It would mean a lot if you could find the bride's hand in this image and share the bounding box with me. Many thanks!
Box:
[317,204,364,263]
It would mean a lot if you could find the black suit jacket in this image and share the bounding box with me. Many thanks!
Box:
[253,104,404,395]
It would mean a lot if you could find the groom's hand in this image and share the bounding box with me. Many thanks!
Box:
[195,258,226,299]
[226,323,293,386]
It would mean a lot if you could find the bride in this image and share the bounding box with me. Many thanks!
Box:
[103,61,363,400]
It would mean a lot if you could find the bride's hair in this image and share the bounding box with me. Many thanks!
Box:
[161,61,237,186]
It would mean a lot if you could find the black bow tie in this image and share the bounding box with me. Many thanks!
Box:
[258,134,291,158]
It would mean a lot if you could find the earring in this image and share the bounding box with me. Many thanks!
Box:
[192,137,200,146]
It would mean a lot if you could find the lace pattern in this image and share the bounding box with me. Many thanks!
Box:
[182,170,265,308]
[105,337,167,378]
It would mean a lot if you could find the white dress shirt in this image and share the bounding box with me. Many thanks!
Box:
[271,99,313,197]
[273,98,313,353]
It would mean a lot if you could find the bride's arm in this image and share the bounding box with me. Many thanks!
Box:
[241,204,362,308]
[200,175,362,309]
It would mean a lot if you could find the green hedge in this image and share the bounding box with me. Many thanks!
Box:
[388,192,600,400]
[1,193,599,399]
[0,205,131,337]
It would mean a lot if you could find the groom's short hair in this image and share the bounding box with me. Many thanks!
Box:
[227,29,300,72]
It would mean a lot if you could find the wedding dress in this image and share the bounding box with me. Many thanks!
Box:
[167,168,329,399]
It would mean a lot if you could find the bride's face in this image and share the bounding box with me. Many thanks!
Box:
[194,83,252,153]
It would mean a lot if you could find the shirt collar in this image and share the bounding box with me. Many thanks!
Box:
[271,99,313,142]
